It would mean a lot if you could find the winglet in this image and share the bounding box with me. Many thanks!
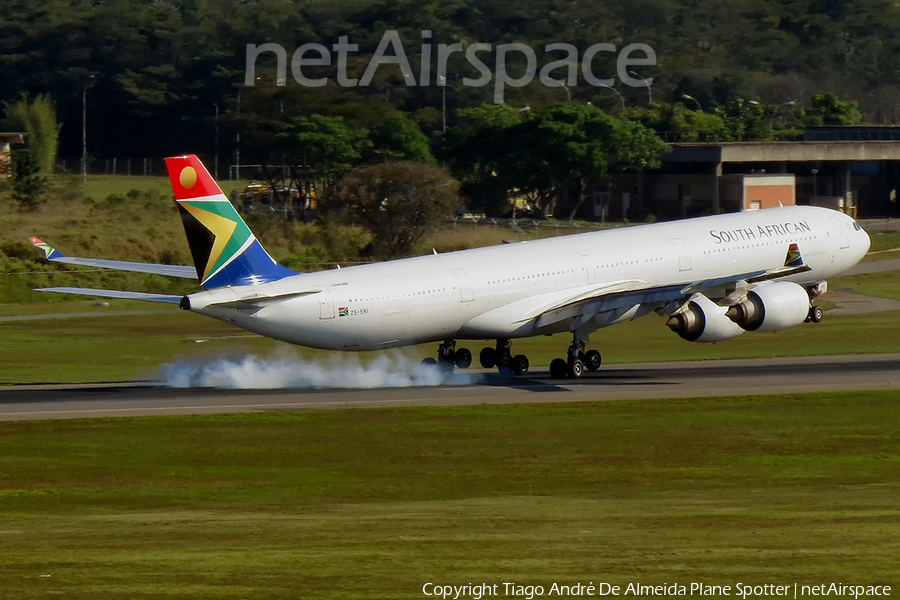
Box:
[784,243,804,267]
[29,237,66,261]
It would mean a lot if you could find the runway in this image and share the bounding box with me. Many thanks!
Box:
[0,353,897,421]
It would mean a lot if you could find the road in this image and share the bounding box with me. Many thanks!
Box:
[0,353,897,421]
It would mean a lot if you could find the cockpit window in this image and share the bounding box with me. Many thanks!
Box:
[853,221,861,231]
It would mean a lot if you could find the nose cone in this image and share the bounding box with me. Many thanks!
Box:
[848,222,871,272]
[854,219,871,261]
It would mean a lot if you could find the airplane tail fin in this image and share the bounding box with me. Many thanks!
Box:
[164,155,296,289]
[784,243,804,267]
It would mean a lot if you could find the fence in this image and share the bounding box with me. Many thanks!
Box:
[445,216,618,233]
[56,159,295,182]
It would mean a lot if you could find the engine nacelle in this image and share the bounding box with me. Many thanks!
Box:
[666,294,746,343]
[725,282,810,332]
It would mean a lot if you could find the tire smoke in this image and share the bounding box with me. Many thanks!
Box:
[160,352,480,389]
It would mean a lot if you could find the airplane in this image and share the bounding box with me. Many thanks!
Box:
[31,154,870,379]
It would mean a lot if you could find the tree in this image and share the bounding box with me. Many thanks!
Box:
[446,104,668,219]
[624,103,730,142]
[804,93,863,126]
[2,94,60,174]
[266,114,367,214]
[11,147,46,211]
[368,113,435,164]
[277,114,366,184]
[509,104,668,219]
[444,104,530,216]
[336,162,462,258]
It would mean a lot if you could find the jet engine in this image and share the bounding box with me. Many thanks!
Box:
[666,294,746,343]
[725,282,810,332]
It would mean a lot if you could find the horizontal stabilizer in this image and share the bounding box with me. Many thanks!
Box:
[35,287,182,304]
[29,238,197,279]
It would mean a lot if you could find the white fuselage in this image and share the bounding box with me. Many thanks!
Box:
[187,206,870,351]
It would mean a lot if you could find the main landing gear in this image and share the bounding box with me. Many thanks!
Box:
[549,334,602,380]
[478,339,530,376]
[421,340,472,374]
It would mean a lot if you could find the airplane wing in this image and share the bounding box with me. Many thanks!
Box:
[29,237,197,279]
[34,287,183,304]
[531,243,811,329]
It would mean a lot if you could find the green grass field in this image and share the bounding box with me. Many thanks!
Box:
[0,288,898,384]
[1,176,897,597]
[0,264,897,385]
[0,392,897,599]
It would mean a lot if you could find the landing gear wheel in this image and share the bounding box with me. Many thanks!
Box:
[568,359,585,379]
[422,357,437,367]
[550,358,568,379]
[512,354,529,376]
[809,305,824,323]
[438,359,455,375]
[584,350,602,371]
[435,340,457,374]
[497,348,512,367]
[479,347,497,368]
[455,348,472,369]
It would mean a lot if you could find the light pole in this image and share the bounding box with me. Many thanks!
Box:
[235,88,241,181]
[438,75,447,133]
[811,168,819,205]
[628,70,652,105]
[81,74,95,182]
[777,100,797,129]
[214,103,219,180]
[550,78,571,102]
[681,94,701,110]
[597,83,625,110]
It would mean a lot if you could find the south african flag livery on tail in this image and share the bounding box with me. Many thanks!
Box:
[165,155,296,289]
[784,243,804,267]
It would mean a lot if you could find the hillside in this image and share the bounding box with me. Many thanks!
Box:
[2,0,899,165]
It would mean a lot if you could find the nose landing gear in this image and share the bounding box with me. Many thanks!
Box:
[805,305,824,323]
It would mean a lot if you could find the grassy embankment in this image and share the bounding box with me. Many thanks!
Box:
[0,391,897,598]
[0,175,593,307]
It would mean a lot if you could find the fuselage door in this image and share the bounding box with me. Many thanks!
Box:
[671,238,692,271]
[453,269,474,302]
[581,255,596,284]
[830,217,850,249]
[314,286,335,319]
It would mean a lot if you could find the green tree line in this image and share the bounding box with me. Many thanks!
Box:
[2,0,899,166]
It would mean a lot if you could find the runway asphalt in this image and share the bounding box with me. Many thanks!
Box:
[0,353,897,421]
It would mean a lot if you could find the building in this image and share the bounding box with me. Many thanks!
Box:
[573,137,900,222]
[0,132,26,178]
